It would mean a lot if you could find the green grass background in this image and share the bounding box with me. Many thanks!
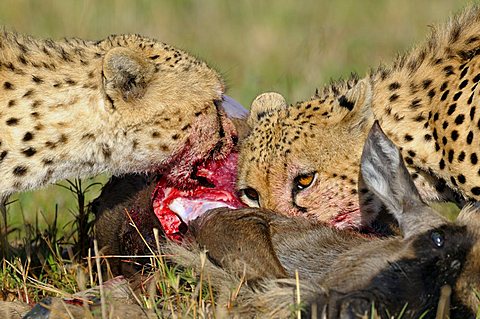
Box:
[0,0,469,235]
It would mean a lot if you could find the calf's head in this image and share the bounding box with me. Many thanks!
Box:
[342,121,480,317]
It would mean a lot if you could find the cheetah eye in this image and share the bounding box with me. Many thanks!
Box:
[294,172,317,191]
[240,187,260,208]
[430,230,445,248]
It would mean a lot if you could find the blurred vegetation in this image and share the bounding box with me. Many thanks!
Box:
[0,0,469,235]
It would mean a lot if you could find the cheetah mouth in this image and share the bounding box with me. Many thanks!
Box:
[152,152,245,241]
[157,94,246,189]
[151,96,248,241]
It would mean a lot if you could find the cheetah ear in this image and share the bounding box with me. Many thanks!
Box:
[102,47,155,103]
[339,79,374,131]
[248,92,288,127]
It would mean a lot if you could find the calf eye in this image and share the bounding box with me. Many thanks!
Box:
[294,172,317,191]
[240,187,260,208]
[431,231,445,248]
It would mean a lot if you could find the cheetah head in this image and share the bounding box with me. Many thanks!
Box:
[237,79,378,229]
[99,38,247,188]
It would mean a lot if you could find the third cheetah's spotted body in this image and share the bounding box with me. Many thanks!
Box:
[238,6,480,228]
[0,31,237,198]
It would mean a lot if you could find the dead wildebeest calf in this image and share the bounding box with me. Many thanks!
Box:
[170,123,480,318]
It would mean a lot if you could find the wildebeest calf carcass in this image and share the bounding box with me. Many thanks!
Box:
[170,123,480,318]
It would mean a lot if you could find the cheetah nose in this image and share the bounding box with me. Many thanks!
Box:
[221,95,248,119]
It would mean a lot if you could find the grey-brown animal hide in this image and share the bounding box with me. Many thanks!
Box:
[92,174,161,276]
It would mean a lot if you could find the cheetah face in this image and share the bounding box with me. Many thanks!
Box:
[237,89,377,229]
[99,43,245,187]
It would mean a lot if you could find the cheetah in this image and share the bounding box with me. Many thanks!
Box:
[0,31,242,199]
[238,6,480,229]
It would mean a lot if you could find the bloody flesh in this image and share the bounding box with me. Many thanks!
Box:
[152,152,244,241]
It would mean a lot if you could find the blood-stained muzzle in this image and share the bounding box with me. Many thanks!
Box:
[153,95,248,241]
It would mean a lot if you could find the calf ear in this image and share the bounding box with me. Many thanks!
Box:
[102,47,155,103]
[359,121,445,237]
[248,92,287,127]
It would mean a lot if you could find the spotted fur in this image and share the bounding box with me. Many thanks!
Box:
[0,31,236,198]
[238,6,480,227]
